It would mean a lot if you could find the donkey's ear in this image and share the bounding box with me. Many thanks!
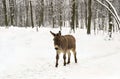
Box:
[50,31,55,36]
[59,31,61,36]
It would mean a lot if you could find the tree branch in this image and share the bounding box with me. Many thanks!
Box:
[105,0,120,23]
[95,0,120,29]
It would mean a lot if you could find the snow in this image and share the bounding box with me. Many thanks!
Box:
[0,27,120,79]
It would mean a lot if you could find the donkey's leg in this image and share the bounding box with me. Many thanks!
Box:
[63,53,66,66]
[72,49,77,63]
[74,52,77,63]
[55,52,59,67]
[67,51,71,64]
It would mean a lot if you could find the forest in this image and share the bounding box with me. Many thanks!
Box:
[1,0,120,35]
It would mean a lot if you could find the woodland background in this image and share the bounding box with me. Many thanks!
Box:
[1,0,120,34]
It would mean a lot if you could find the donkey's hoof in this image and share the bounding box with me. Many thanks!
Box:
[67,61,70,64]
[64,63,66,66]
[75,59,77,63]
[55,65,58,67]
[55,64,58,67]
[75,61,77,63]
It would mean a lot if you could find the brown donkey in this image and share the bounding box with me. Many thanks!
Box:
[50,31,77,67]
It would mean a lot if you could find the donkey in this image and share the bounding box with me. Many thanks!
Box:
[50,31,77,67]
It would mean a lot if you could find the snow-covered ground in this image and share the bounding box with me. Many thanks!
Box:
[0,27,120,79]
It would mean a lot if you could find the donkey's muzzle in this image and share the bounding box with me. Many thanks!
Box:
[54,45,59,50]
[55,48,58,50]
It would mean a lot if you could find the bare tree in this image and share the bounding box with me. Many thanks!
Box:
[9,0,15,26]
[76,0,79,28]
[51,0,55,28]
[84,0,88,29]
[2,0,8,26]
[25,0,29,27]
[70,0,76,32]
[108,0,113,38]
[87,0,92,34]
[30,1,34,28]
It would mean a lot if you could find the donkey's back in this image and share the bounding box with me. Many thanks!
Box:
[62,35,76,50]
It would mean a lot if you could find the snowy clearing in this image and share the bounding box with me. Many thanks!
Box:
[0,27,120,79]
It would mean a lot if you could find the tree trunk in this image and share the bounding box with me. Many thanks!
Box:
[14,0,17,26]
[71,0,76,32]
[84,0,88,29]
[25,0,29,27]
[40,0,44,27]
[87,0,92,34]
[108,3,113,38]
[59,1,62,30]
[76,0,79,28]
[2,0,8,26]
[51,1,55,28]
[30,1,34,28]
[80,2,84,29]
[19,4,23,27]
[9,0,14,26]
[60,14,62,30]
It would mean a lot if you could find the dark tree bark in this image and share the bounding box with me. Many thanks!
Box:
[30,1,34,28]
[76,0,79,28]
[87,0,92,34]
[51,1,55,28]
[25,0,29,27]
[14,0,17,26]
[60,13,62,30]
[84,0,88,29]
[2,0,8,26]
[108,2,113,38]
[71,0,76,32]
[19,4,23,27]
[9,0,14,26]
[59,1,63,30]
[39,0,44,27]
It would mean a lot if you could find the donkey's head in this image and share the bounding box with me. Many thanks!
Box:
[50,31,62,50]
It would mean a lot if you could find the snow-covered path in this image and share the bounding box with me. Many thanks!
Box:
[0,27,120,79]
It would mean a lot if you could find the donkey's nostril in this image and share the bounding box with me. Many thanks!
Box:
[55,48,58,50]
